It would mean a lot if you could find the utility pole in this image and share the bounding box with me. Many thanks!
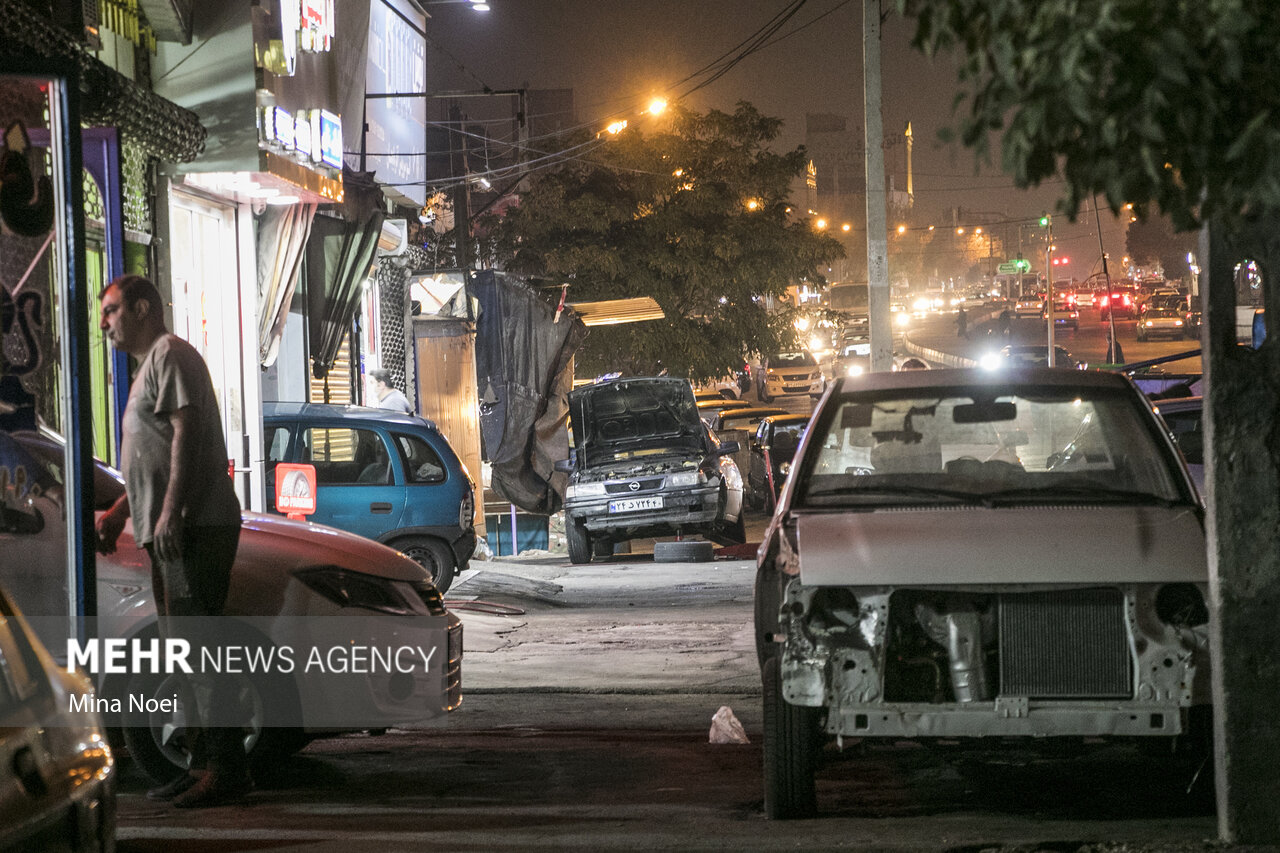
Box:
[449,102,471,270]
[864,0,892,372]
[1044,216,1055,366]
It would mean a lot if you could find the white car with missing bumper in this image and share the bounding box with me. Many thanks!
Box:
[754,368,1210,818]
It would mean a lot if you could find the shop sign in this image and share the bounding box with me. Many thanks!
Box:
[261,106,342,171]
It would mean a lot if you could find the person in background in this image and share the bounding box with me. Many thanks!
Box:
[956,305,969,339]
[1107,329,1126,364]
[370,368,413,414]
[997,309,1013,341]
[94,274,250,808]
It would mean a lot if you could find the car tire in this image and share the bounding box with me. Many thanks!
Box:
[120,628,303,784]
[653,540,714,562]
[394,536,457,594]
[762,655,820,819]
[566,518,592,564]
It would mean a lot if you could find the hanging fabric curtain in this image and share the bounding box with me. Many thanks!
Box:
[306,170,385,380]
[256,202,317,367]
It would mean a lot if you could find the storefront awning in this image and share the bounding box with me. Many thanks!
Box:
[567,297,665,327]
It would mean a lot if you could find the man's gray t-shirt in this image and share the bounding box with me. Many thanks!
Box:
[378,389,413,414]
[120,334,241,544]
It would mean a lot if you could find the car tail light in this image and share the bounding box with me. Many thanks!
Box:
[460,480,475,530]
[295,567,417,615]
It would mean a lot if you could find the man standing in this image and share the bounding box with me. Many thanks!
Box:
[94,274,250,808]
[955,305,969,339]
[370,368,413,413]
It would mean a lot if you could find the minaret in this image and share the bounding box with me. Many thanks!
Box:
[905,121,914,203]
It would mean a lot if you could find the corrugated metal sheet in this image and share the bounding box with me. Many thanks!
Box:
[567,297,664,327]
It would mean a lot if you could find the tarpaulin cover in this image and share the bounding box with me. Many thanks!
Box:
[469,271,586,514]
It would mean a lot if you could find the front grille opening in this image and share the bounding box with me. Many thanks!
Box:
[881,588,1132,703]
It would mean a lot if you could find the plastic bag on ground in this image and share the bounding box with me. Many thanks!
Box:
[708,705,750,744]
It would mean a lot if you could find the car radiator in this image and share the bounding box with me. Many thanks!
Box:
[998,588,1131,699]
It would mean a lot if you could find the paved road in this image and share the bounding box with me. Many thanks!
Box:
[113,545,1222,852]
[902,304,1202,373]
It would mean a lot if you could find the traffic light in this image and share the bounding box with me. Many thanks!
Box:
[1038,215,1050,227]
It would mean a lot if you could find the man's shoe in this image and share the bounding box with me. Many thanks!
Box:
[145,772,199,802]
[171,771,253,808]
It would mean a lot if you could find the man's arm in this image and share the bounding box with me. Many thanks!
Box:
[94,493,130,554]
[153,404,197,562]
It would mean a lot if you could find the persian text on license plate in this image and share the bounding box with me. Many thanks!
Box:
[608,496,664,513]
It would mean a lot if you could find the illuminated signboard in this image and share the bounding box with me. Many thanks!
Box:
[294,111,312,159]
[274,106,294,150]
[319,110,342,169]
[260,104,342,173]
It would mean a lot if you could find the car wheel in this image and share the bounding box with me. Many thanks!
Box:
[762,655,820,819]
[566,518,592,564]
[120,635,303,784]
[653,540,714,562]
[394,536,457,594]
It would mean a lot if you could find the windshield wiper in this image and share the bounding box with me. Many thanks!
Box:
[805,484,989,505]
[982,483,1184,507]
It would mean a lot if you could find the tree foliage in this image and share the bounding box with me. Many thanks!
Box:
[479,103,844,381]
[895,0,1280,230]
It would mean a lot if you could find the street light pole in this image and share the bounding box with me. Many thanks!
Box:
[1045,218,1056,367]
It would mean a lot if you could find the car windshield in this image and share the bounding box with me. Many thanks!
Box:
[794,385,1186,508]
[771,352,816,368]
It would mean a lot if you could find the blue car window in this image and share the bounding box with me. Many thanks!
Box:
[266,426,292,462]
[395,432,446,484]
[306,427,392,485]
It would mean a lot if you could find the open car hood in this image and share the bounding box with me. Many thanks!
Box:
[568,378,703,468]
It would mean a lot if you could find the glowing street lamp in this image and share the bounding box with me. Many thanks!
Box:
[815,218,828,230]
[841,223,851,232]
[648,97,668,116]
[605,119,628,135]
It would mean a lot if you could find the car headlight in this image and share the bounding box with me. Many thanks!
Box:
[1174,319,1183,326]
[980,353,1003,370]
[1145,320,1154,327]
[895,312,911,328]
[295,567,417,615]
[566,481,606,499]
[847,364,864,377]
[668,470,705,488]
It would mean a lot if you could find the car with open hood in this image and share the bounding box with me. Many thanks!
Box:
[754,368,1209,818]
[556,377,745,563]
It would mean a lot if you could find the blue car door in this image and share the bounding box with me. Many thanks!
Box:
[300,424,406,540]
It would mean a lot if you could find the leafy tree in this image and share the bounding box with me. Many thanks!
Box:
[895,1,1280,843]
[897,0,1280,231]
[479,102,844,381]
[1125,213,1196,281]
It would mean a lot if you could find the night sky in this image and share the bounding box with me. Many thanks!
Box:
[423,0,1131,285]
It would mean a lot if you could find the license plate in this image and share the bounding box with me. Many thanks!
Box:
[608,496,664,513]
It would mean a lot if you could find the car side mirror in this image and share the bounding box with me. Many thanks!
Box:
[554,457,574,473]
[717,441,741,456]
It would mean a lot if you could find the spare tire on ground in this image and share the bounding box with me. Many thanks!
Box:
[653,540,715,563]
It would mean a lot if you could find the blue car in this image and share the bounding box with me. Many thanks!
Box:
[263,403,476,592]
